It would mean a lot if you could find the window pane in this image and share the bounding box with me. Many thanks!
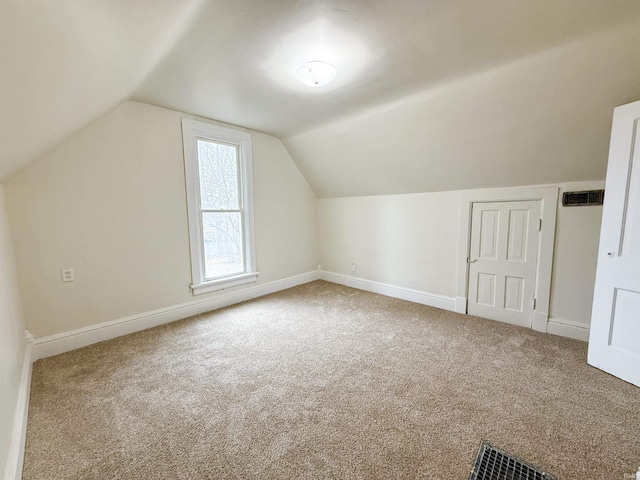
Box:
[197,139,240,210]
[202,212,244,279]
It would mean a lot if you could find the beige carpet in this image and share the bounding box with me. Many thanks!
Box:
[23,281,640,479]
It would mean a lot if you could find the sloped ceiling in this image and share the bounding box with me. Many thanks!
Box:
[2,0,640,191]
[132,0,640,139]
[284,21,640,197]
[0,0,203,179]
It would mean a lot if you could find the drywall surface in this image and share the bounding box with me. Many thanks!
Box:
[5,101,318,338]
[319,191,460,297]
[285,22,640,198]
[550,181,604,327]
[0,0,203,179]
[0,185,26,477]
[319,182,603,328]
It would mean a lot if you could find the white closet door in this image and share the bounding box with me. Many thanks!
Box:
[468,201,540,328]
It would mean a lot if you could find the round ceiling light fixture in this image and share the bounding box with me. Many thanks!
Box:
[295,61,337,87]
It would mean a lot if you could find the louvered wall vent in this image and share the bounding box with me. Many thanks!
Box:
[562,190,604,206]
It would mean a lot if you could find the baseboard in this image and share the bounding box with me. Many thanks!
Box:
[455,297,467,314]
[318,272,589,342]
[4,335,33,480]
[547,317,590,342]
[319,270,457,312]
[33,270,320,360]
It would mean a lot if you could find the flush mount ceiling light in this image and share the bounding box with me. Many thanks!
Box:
[295,61,337,87]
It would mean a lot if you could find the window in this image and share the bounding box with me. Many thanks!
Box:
[182,118,257,295]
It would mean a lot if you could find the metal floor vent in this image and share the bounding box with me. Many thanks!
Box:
[469,442,556,480]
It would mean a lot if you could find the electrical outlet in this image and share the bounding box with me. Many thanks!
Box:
[350,263,356,272]
[61,268,74,283]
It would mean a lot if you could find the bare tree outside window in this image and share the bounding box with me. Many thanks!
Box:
[182,117,256,294]
[196,140,244,279]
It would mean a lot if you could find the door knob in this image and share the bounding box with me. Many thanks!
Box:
[467,257,477,263]
[606,252,615,257]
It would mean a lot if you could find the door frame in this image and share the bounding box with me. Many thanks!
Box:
[456,186,559,333]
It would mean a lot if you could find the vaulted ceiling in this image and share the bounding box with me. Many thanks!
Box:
[2,0,640,192]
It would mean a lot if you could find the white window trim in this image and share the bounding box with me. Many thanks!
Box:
[182,117,258,295]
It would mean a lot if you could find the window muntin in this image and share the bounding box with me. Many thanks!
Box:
[197,140,240,210]
[182,118,257,294]
[196,139,245,280]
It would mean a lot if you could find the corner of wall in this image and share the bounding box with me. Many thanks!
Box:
[4,332,33,480]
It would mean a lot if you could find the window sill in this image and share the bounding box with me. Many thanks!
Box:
[190,272,259,296]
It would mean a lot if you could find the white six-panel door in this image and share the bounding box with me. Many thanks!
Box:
[588,100,640,388]
[468,201,540,328]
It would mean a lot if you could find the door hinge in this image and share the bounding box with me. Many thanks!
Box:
[532,298,537,310]
[538,218,542,231]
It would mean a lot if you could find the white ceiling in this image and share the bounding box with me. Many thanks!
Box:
[134,0,640,138]
[2,0,640,185]
[0,0,202,179]
[284,21,640,197]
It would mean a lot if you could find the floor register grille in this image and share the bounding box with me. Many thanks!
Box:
[469,442,556,480]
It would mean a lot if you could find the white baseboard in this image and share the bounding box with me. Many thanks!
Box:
[30,268,589,360]
[455,297,467,314]
[319,270,457,312]
[547,317,590,342]
[5,335,33,480]
[33,270,320,360]
[318,271,589,343]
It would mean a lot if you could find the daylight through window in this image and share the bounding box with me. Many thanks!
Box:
[182,118,257,294]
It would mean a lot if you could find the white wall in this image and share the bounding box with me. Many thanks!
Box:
[319,181,603,332]
[0,185,27,477]
[4,101,318,338]
[550,181,604,328]
[319,191,460,298]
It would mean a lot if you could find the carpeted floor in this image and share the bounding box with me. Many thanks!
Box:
[23,281,640,479]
